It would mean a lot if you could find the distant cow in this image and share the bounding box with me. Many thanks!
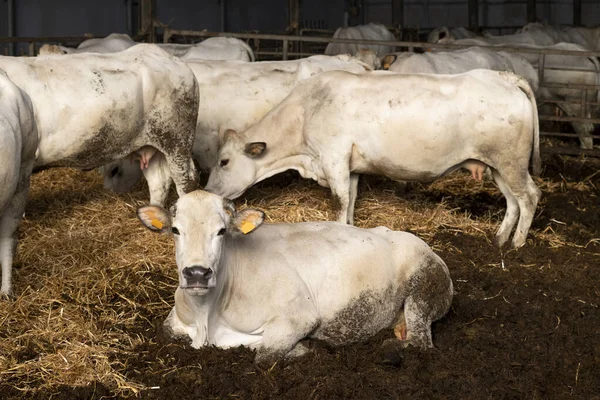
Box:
[325,23,396,57]
[0,70,38,296]
[427,26,481,43]
[519,22,600,51]
[205,69,542,249]
[102,54,372,193]
[381,47,539,91]
[38,33,136,55]
[1,44,199,207]
[137,190,453,364]
[158,37,255,62]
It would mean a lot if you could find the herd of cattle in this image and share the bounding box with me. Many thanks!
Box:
[0,21,597,364]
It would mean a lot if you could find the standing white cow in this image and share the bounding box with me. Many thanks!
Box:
[325,22,396,57]
[519,22,600,51]
[137,190,453,365]
[38,33,136,55]
[381,47,539,92]
[158,37,255,62]
[102,55,372,193]
[0,70,37,297]
[0,44,199,207]
[205,69,542,249]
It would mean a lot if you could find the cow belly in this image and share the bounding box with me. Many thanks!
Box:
[311,286,402,346]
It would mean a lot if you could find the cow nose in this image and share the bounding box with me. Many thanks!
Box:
[182,266,213,286]
[110,166,120,178]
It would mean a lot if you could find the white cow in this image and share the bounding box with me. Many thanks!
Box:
[0,70,38,296]
[38,33,136,55]
[381,47,539,92]
[102,55,372,193]
[325,23,396,57]
[0,44,199,206]
[519,22,600,51]
[427,26,480,43]
[137,190,453,365]
[205,69,542,249]
[158,37,255,62]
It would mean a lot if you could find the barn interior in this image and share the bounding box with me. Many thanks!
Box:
[0,1,599,399]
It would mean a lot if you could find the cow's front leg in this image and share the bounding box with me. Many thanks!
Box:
[255,316,319,367]
[324,161,355,224]
[0,166,32,298]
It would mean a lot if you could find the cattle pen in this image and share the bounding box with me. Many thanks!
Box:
[1,25,600,400]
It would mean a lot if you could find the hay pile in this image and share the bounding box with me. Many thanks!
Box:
[0,159,596,397]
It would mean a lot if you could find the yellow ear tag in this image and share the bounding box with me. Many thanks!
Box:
[151,218,163,230]
[240,220,255,234]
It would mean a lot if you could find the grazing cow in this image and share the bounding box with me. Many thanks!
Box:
[158,37,255,62]
[427,26,480,43]
[1,44,199,206]
[0,70,37,297]
[325,23,396,57]
[205,69,542,249]
[38,33,136,55]
[137,190,453,365]
[381,47,539,91]
[102,55,372,193]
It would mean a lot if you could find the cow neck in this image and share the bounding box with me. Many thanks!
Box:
[251,131,315,184]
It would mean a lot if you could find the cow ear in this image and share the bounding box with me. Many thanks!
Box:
[137,205,172,233]
[230,209,265,235]
[221,129,237,143]
[381,54,396,70]
[244,142,266,157]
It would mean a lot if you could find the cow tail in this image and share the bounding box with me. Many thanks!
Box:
[504,72,541,176]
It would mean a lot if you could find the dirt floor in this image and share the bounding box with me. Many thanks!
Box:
[0,152,598,399]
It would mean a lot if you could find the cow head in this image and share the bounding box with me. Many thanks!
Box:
[100,158,143,193]
[137,190,264,296]
[205,129,266,200]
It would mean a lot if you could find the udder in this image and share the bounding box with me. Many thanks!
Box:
[461,159,488,181]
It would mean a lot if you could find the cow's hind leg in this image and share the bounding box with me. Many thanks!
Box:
[324,156,355,224]
[1,168,32,297]
[390,256,452,351]
[164,152,199,197]
[492,168,540,249]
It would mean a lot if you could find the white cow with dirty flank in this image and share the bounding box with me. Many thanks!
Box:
[0,44,199,207]
[137,190,453,365]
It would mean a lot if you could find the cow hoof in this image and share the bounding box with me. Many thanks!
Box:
[380,338,403,367]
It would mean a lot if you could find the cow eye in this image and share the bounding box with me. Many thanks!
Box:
[171,227,180,235]
[220,159,229,167]
[217,228,226,236]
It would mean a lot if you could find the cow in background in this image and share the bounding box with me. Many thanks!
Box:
[325,23,396,57]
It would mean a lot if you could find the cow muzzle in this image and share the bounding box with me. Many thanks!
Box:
[181,266,215,291]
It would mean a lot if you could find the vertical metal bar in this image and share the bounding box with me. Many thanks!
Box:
[140,0,154,42]
[29,42,35,56]
[283,39,288,60]
[581,89,587,118]
[538,53,545,86]
[468,0,479,30]
[527,0,536,23]
[392,0,404,29]
[163,28,171,43]
[221,0,226,32]
[8,0,15,56]
[574,0,582,26]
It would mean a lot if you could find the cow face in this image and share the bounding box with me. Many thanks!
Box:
[137,190,264,296]
[205,129,266,199]
[100,158,143,193]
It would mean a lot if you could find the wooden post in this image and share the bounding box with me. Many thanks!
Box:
[573,0,582,26]
[527,0,536,23]
[392,0,403,28]
[468,0,479,30]
[140,0,155,42]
